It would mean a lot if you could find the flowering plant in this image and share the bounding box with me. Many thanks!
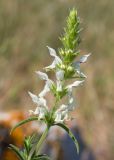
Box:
[9,8,91,160]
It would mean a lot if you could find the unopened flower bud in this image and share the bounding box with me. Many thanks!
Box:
[60,49,65,56]
[67,66,74,72]
[60,64,66,70]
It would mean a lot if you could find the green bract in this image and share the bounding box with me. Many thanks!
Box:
[10,8,91,160]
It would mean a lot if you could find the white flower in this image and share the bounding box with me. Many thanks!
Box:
[61,94,76,112]
[28,71,56,120]
[54,79,82,123]
[28,91,48,120]
[29,107,46,120]
[73,53,91,78]
[54,103,74,123]
[28,91,48,109]
[45,46,62,70]
[54,94,76,123]
[55,109,69,123]
[65,80,84,111]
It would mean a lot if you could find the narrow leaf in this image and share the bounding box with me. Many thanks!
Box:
[34,154,51,160]
[9,144,24,160]
[10,116,38,134]
[24,138,30,155]
[54,123,79,154]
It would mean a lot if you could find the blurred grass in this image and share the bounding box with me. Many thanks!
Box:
[0,0,114,160]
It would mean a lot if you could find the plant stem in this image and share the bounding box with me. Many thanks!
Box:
[36,126,49,155]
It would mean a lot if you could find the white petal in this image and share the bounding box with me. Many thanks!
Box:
[57,104,68,112]
[45,47,62,70]
[56,70,64,81]
[56,81,62,92]
[77,70,87,78]
[79,53,91,63]
[30,107,46,120]
[47,80,54,88]
[28,91,48,109]
[62,111,69,121]
[55,56,62,64]
[72,62,87,78]
[68,97,76,111]
[67,80,84,89]
[66,89,76,111]
[69,97,74,104]
[55,109,69,123]
[34,107,40,115]
[39,81,50,97]
[28,92,39,104]
[54,112,63,123]
[36,70,53,88]
[45,60,56,70]
[36,71,48,80]
[46,56,61,69]
[38,97,47,108]
[47,46,62,63]
[39,108,46,119]
[29,107,46,120]
[47,46,57,57]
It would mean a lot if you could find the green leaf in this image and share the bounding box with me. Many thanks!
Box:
[10,116,38,134]
[33,154,51,160]
[54,123,79,154]
[9,144,24,160]
[24,137,31,155]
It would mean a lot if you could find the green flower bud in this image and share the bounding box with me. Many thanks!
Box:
[60,64,66,70]
[67,66,74,72]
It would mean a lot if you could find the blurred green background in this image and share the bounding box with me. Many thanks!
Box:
[0,0,114,160]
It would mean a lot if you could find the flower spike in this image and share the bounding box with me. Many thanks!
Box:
[10,9,91,159]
